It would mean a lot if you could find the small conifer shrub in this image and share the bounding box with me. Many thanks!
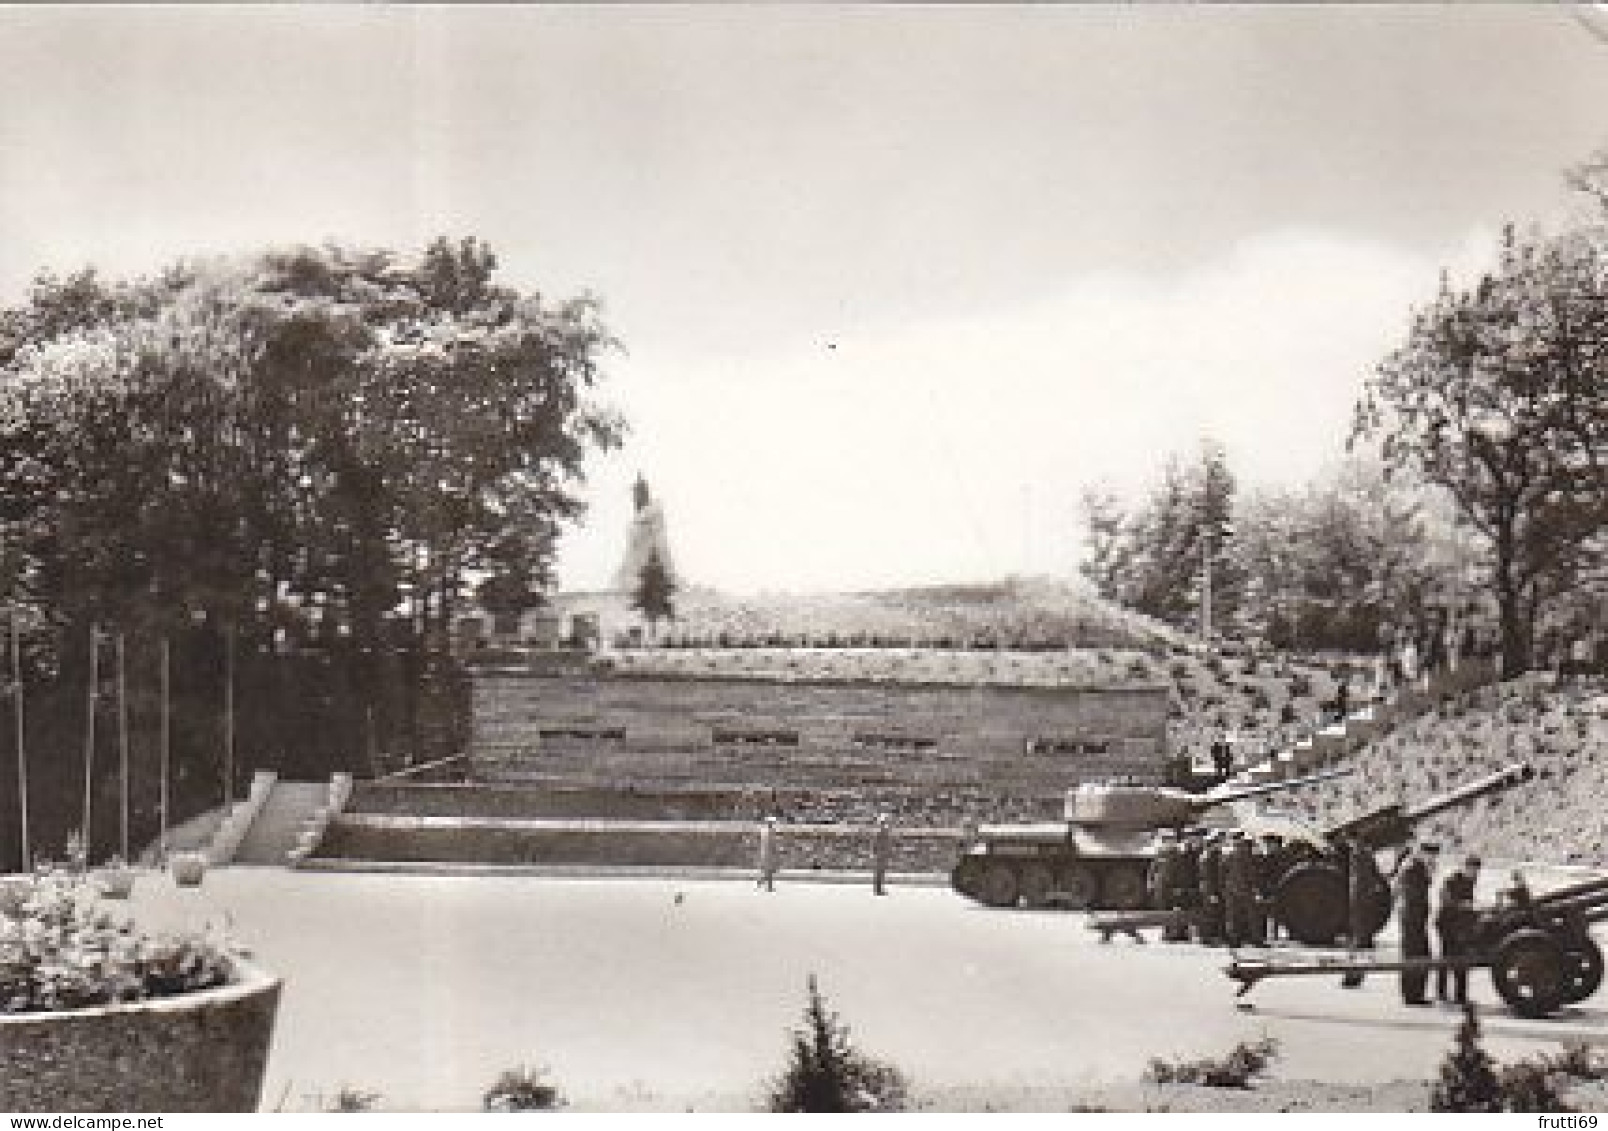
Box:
[766,976,908,1113]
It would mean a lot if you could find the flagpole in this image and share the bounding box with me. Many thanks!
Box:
[224,622,235,807]
[11,614,27,872]
[81,624,99,861]
[159,636,170,861]
[117,632,129,862]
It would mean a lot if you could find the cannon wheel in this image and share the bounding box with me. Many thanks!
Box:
[1018,862,1056,908]
[1273,862,1348,945]
[1492,928,1568,1019]
[1562,937,1604,1005]
[1056,863,1099,909]
[1102,864,1149,910]
[974,861,1021,909]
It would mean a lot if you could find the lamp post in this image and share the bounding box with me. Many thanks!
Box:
[1200,519,1233,655]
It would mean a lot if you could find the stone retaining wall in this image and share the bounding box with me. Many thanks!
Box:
[472,665,1168,795]
[315,816,963,872]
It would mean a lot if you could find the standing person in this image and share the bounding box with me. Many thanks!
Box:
[871,811,893,897]
[757,814,778,892]
[1198,833,1225,946]
[1211,732,1233,784]
[1174,830,1203,941]
[1149,832,1187,942]
[1148,832,1178,910]
[1223,834,1261,948]
[1399,634,1419,691]
[1436,855,1481,1004]
[1397,842,1437,1006]
[1255,835,1286,942]
[1341,838,1381,988]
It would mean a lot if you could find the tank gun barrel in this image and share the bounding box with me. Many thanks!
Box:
[1196,765,1352,809]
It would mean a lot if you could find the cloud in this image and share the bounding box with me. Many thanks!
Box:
[557,227,1497,595]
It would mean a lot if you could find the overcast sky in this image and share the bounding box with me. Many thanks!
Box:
[4,6,1608,593]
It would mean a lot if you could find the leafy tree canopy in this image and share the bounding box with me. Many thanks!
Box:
[1353,225,1608,675]
[0,237,624,653]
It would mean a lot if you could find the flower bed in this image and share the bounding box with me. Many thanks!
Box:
[0,869,280,1112]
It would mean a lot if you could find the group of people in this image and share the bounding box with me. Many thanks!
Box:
[1393,843,1485,1006]
[1146,829,1309,947]
[755,811,895,895]
[1147,830,1494,1006]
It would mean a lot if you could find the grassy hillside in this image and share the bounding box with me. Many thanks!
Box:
[1286,674,1608,867]
[656,576,1189,651]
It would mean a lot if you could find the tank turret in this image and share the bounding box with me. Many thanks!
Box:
[1063,767,1353,828]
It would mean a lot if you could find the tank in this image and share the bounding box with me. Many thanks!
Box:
[950,767,1352,911]
[1258,761,1535,945]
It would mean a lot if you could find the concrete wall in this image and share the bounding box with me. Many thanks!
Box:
[471,668,1168,796]
[0,961,280,1113]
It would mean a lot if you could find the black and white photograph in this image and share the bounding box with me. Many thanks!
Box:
[3,2,1608,1116]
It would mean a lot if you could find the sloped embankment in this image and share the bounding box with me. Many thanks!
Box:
[1285,675,1608,866]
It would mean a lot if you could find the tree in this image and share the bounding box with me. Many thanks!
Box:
[0,238,624,858]
[1353,226,1608,676]
[1231,460,1449,653]
[1077,440,1242,636]
[630,549,676,638]
[767,976,908,1113]
[0,239,623,649]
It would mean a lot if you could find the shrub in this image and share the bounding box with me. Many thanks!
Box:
[767,976,909,1113]
[1288,672,1313,699]
[1496,1062,1574,1113]
[483,1065,563,1112]
[0,865,234,1014]
[1538,1041,1608,1082]
[1431,1004,1500,1112]
[1144,1037,1279,1089]
[1428,1003,1573,1112]
[324,1086,381,1113]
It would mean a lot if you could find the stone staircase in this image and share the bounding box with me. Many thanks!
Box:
[1226,658,1502,788]
[233,780,338,865]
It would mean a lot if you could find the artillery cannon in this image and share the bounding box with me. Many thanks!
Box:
[950,767,1351,911]
[1263,762,1535,945]
[1228,867,1608,1019]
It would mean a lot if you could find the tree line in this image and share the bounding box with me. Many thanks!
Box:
[1083,160,1608,678]
[0,238,623,865]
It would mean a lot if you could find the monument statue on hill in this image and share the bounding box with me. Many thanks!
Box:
[614,474,680,593]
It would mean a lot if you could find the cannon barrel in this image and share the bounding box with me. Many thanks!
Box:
[1401,762,1535,823]
[1192,765,1353,809]
[1327,762,1534,849]
[1533,875,1608,908]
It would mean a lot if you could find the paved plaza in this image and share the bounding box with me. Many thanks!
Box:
[127,867,1607,1111]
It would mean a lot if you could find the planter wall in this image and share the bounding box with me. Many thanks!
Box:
[0,960,281,1113]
